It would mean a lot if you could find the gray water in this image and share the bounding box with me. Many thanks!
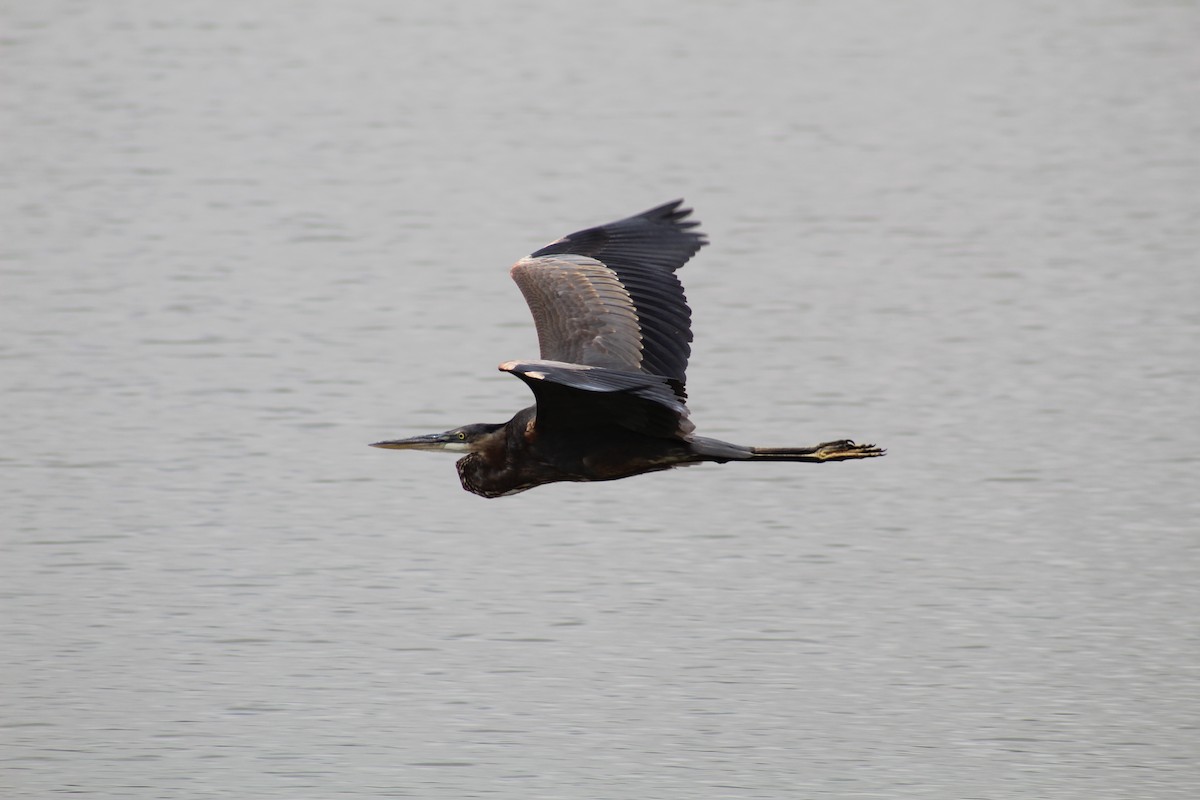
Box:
[3,1,1198,797]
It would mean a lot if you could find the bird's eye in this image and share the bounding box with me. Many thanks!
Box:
[456,431,467,441]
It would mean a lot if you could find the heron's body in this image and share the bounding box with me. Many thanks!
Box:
[372,201,883,497]
[451,406,693,498]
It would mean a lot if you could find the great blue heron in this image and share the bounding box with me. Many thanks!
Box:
[372,200,884,497]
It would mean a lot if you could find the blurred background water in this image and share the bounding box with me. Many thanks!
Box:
[2,1,1198,797]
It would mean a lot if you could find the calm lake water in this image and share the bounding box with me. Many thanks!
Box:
[3,1,1198,797]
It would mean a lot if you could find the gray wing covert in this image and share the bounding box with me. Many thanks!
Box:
[509,254,644,373]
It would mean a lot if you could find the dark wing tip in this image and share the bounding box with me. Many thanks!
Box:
[632,199,706,238]
[648,199,700,226]
[531,199,708,260]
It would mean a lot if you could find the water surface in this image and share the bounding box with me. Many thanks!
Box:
[3,1,1198,797]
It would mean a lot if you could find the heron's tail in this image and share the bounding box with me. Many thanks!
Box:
[689,436,884,463]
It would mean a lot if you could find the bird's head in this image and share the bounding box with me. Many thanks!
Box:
[369,422,505,454]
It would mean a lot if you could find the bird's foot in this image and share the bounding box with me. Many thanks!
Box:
[813,439,886,461]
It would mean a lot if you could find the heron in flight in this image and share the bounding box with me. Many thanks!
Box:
[372,200,883,497]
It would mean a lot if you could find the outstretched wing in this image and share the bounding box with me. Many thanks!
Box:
[501,360,694,439]
[509,200,707,385]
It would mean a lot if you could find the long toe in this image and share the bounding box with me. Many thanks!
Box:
[817,441,886,460]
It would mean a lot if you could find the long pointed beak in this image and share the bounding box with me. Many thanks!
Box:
[369,432,462,452]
